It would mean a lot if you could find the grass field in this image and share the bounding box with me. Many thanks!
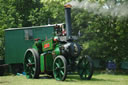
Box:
[0,74,128,85]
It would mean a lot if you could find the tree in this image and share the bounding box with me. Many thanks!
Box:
[14,0,42,27]
[40,0,71,24]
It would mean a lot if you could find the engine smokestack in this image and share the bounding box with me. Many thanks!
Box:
[64,4,72,40]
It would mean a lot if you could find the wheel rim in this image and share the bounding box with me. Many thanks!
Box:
[24,51,36,78]
[53,57,65,80]
[78,57,91,79]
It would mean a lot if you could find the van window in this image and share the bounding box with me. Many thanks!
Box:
[24,30,33,40]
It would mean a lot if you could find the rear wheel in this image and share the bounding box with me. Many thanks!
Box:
[53,55,67,81]
[24,48,40,78]
[77,55,94,80]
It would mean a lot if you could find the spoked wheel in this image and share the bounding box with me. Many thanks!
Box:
[24,48,40,79]
[77,55,94,80]
[53,55,67,81]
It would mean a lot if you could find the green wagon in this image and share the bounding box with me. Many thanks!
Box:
[4,25,54,74]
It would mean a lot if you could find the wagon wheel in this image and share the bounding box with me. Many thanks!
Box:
[24,48,40,78]
[0,66,4,76]
[53,55,67,81]
[77,55,94,80]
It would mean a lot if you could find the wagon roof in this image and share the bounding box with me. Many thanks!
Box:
[5,23,64,31]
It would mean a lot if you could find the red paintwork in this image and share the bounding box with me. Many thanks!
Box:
[44,43,50,48]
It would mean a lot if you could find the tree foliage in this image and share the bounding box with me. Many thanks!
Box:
[71,0,128,68]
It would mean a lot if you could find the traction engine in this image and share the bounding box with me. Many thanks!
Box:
[24,4,94,81]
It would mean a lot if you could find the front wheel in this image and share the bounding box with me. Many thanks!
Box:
[77,55,94,80]
[53,55,67,81]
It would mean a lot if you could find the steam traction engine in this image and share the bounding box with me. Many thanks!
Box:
[24,4,94,81]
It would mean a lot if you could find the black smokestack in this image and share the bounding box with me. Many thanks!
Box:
[64,4,72,40]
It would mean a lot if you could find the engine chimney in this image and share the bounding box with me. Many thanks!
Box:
[64,4,72,40]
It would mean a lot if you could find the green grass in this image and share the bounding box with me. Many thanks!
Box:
[0,74,128,85]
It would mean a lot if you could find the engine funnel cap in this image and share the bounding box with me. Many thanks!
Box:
[64,4,72,8]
